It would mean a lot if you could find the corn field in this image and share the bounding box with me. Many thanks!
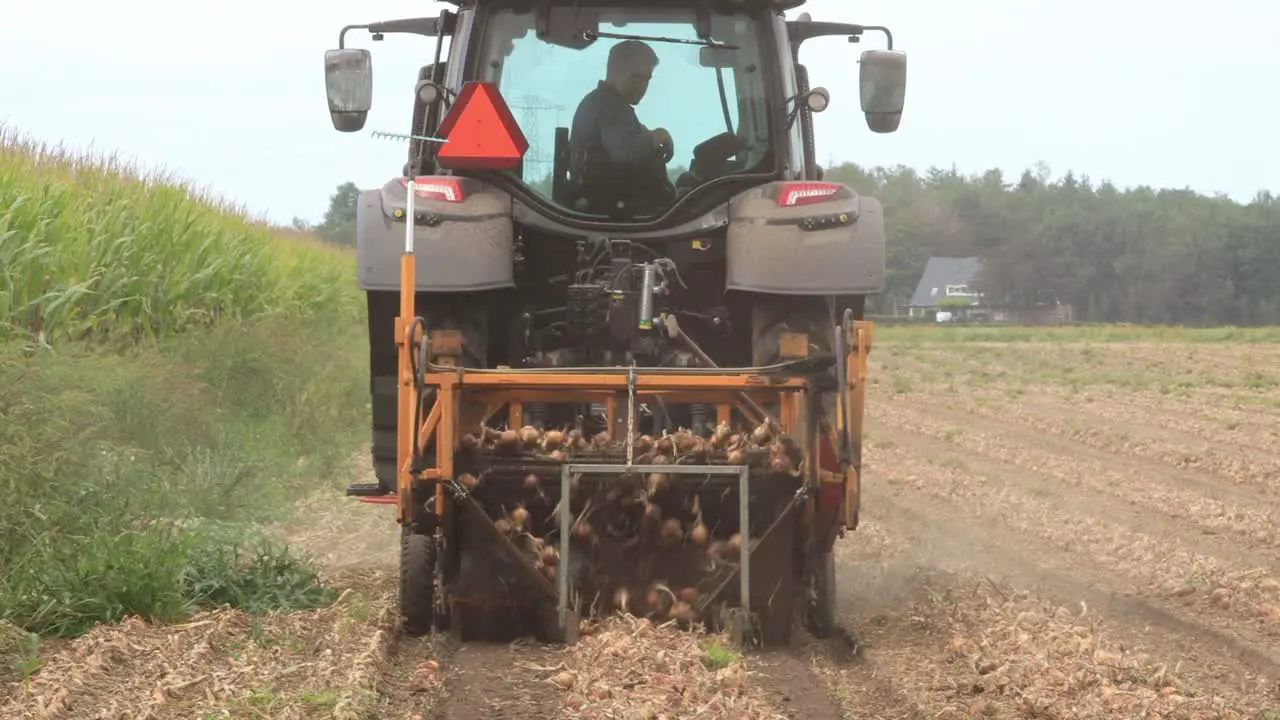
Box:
[0,126,360,345]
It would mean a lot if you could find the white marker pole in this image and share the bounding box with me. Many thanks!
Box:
[405,178,416,255]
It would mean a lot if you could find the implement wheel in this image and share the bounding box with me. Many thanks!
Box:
[400,529,436,637]
[805,550,836,638]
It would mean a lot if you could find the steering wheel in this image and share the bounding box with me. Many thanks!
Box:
[693,131,746,170]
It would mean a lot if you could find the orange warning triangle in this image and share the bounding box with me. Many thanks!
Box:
[436,82,529,171]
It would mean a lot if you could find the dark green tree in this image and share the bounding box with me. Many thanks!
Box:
[823,160,1280,325]
[315,182,361,247]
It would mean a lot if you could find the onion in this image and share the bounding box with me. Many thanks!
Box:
[714,422,732,444]
[674,432,695,454]
[459,473,480,490]
[547,449,567,463]
[646,472,669,496]
[689,521,709,545]
[523,473,540,490]
[679,586,699,604]
[573,520,592,538]
[592,431,611,449]
[520,425,541,447]
[644,502,662,523]
[511,505,530,530]
[651,454,672,466]
[669,601,695,622]
[751,423,772,446]
[498,429,520,448]
[728,533,742,554]
[655,435,674,453]
[542,429,564,451]
[460,433,481,451]
[634,434,654,453]
[707,541,727,561]
[540,545,559,566]
[646,587,662,612]
[726,449,745,465]
[661,518,683,544]
[494,517,513,535]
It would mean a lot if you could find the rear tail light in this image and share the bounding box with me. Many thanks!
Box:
[777,181,841,207]
[400,176,465,203]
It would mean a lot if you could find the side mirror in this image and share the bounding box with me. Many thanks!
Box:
[324,48,373,132]
[858,49,906,133]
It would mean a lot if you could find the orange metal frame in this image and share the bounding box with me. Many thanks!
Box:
[398,369,817,520]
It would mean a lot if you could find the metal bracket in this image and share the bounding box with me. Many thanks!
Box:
[625,362,637,469]
[558,463,751,632]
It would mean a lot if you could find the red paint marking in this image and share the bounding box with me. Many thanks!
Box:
[357,496,397,505]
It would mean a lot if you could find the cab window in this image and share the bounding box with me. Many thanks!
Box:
[475,5,771,219]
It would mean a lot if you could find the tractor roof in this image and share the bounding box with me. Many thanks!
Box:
[440,0,807,10]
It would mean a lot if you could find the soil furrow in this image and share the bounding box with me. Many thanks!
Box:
[928,391,1280,495]
[869,415,1280,575]
[861,429,1280,662]
[861,470,1280,693]
[882,399,1280,542]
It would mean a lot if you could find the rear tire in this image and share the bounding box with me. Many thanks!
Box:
[400,529,436,637]
[367,290,491,493]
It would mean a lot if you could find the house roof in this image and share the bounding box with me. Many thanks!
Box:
[908,256,983,307]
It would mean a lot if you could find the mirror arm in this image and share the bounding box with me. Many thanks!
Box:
[338,24,369,49]
[856,25,894,50]
[431,9,449,75]
[339,16,446,48]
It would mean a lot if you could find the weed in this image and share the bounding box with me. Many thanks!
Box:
[701,641,741,670]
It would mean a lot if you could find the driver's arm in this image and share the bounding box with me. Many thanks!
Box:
[598,102,662,168]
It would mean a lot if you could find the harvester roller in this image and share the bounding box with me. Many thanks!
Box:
[427,404,815,646]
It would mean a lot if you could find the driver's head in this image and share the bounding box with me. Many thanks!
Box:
[605,40,659,105]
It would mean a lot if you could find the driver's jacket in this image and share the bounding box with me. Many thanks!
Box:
[569,81,668,207]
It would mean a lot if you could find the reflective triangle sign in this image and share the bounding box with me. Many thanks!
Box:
[435,82,529,171]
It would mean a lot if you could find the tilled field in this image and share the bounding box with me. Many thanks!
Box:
[6,337,1280,719]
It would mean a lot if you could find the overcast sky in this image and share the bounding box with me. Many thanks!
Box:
[3,0,1274,226]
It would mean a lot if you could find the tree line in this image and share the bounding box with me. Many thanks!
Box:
[308,164,1280,326]
[824,162,1280,326]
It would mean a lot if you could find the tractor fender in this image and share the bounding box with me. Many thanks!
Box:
[355,177,515,292]
[724,182,885,295]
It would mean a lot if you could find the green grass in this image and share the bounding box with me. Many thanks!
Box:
[701,640,741,670]
[0,128,371,640]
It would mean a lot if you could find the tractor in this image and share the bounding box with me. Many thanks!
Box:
[322,0,906,647]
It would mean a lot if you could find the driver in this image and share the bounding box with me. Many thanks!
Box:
[569,40,675,214]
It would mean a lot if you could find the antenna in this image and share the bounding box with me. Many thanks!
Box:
[371,130,449,145]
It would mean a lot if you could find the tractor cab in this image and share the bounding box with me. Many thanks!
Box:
[323,0,906,225]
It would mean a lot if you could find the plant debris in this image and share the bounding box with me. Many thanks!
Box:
[553,614,786,719]
[1,576,395,720]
